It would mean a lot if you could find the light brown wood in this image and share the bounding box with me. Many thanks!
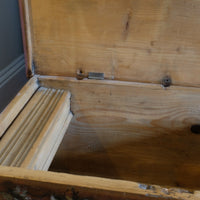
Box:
[0,88,54,166]
[18,0,33,77]
[39,113,73,171]
[10,0,200,197]
[0,166,198,200]
[27,0,200,87]
[0,77,38,138]
[39,76,200,189]
[0,86,72,170]
[21,92,72,170]
[0,87,48,165]
[11,89,64,167]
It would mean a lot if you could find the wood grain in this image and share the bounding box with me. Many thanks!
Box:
[29,0,200,87]
[21,94,72,170]
[0,166,198,200]
[0,77,38,138]
[40,113,73,171]
[0,85,72,170]
[39,76,200,189]
[18,0,33,77]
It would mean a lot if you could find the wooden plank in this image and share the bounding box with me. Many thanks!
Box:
[37,113,73,171]
[0,86,72,170]
[18,0,33,77]
[9,89,63,167]
[29,0,200,87]
[0,77,38,138]
[0,87,49,164]
[0,166,198,200]
[0,88,57,166]
[39,76,200,190]
[21,91,71,170]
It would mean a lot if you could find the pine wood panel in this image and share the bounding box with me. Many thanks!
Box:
[0,85,72,171]
[18,0,33,77]
[29,0,200,87]
[39,76,200,189]
[0,166,198,200]
[0,77,38,138]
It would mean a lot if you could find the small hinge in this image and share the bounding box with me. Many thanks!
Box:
[88,72,104,80]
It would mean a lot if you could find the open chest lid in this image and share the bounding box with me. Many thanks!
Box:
[20,0,200,87]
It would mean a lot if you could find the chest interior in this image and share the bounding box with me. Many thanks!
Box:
[1,0,200,198]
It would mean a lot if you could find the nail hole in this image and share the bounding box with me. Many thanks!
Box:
[191,125,200,134]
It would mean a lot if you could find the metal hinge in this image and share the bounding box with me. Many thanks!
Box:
[76,70,104,80]
[88,72,104,80]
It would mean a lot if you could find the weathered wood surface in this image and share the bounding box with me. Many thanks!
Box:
[18,0,33,77]
[0,77,38,138]
[0,166,199,200]
[0,85,72,171]
[39,76,200,190]
[27,0,200,87]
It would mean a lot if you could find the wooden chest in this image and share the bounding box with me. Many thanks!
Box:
[1,0,200,199]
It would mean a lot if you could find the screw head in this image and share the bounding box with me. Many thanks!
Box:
[162,76,172,87]
[76,69,85,80]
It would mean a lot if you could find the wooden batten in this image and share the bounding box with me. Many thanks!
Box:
[0,166,199,200]
[0,77,38,138]
[0,80,72,171]
[20,95,72,170]
[18,0,33,77]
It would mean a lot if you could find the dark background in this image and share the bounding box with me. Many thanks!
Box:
[0,0,27,112]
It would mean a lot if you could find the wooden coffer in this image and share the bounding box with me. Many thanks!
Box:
[1,0,200,199]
